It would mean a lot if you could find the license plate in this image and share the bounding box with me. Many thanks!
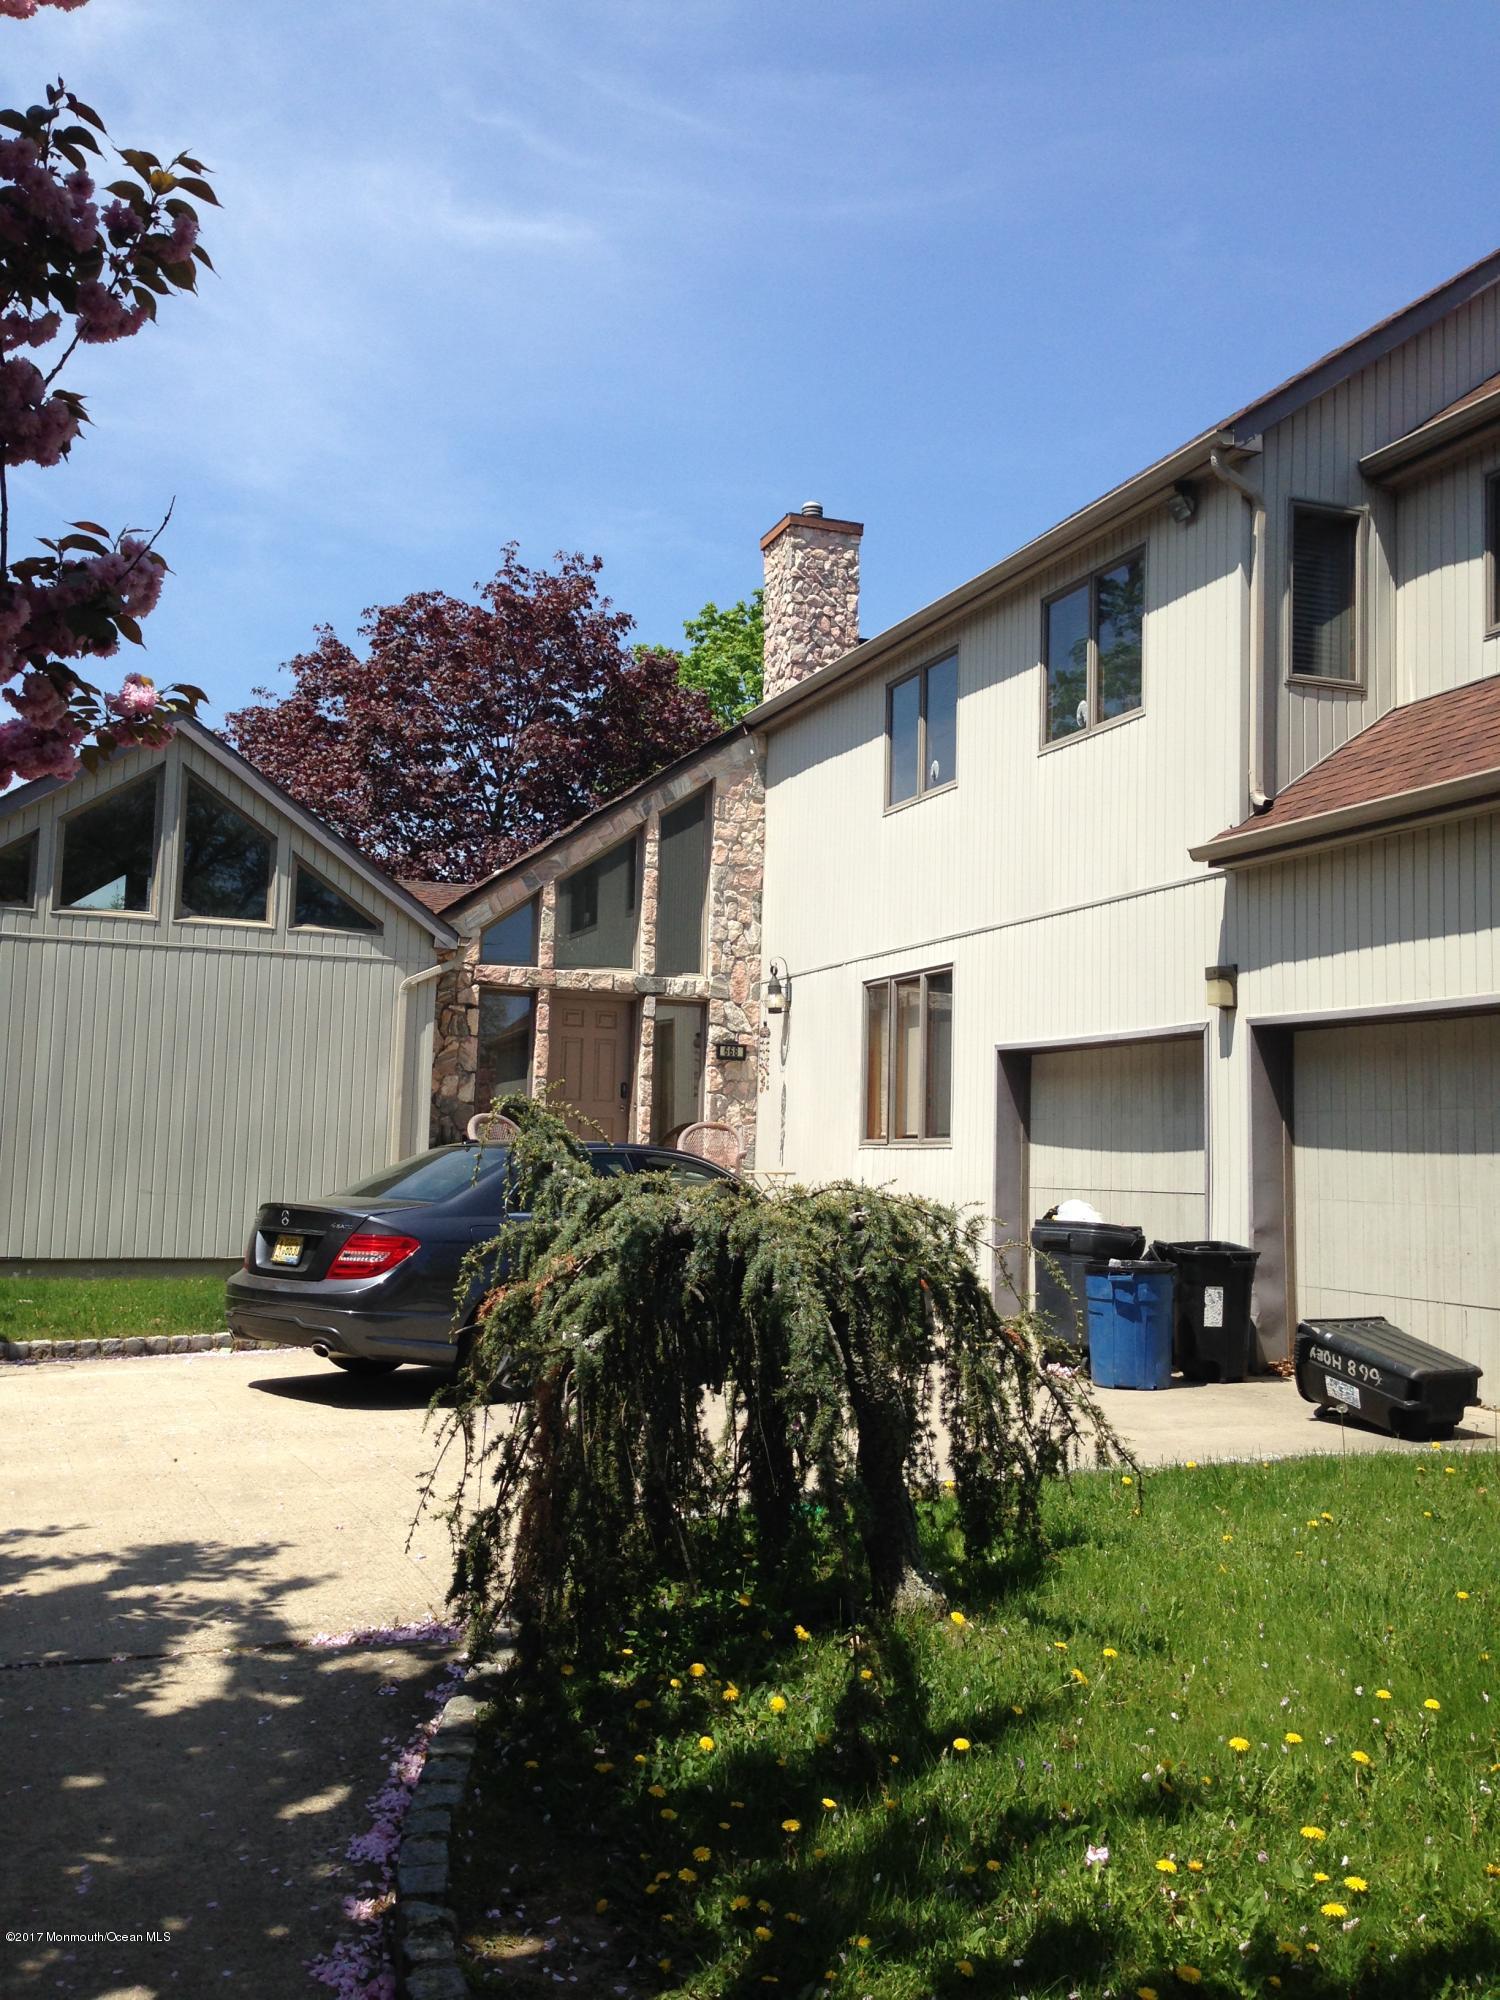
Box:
[1325,1375,1361,1410]
[270,1234,303,1266]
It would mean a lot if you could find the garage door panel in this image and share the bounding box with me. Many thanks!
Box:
[1030,1038,1206,1245]
[1293,1015,1500,1378]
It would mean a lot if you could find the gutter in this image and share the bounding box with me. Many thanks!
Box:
[746,427,1251,731]
[1188,765,1500,868]
[389,963,446,1160]
[1206,450,1271,814]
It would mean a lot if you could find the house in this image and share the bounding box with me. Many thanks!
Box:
[0,718,457,1267]
[750,250,1500,1384]
[422,726,764,1161]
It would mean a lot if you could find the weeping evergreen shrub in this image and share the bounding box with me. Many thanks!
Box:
[439,1097,1125,1661]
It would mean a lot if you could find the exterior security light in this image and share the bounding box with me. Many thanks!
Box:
[1167,480,1198,525]
[1205,963,1238,1010]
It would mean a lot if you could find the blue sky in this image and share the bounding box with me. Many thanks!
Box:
[9,0,1500,725]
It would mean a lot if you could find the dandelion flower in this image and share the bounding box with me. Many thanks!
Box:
[693,1845,711,1862]
[1053,1640,1069,1651]
[1103,1646,1119,1658]
[950,1610,967,1626]
[855,1935,871,1950]
[821,1797,838,1811]
[1485,1863,1500,1879]
[1228,1736,1251,1752]
[660,1807,677,1820]
[768,1695,788,1713]
[1375,1689,1392,1700]
[1457,1590,1471,1601]
[648,1783,666,1797]
[1445,1466,1457,1475]
[1285,1732,1303,1745]
[689,1662,707,1678]
[698,1735,716,1753]
[1312,1871,1330,1884]
[1424,1698,1442,1711]
[678,1867,698,1884]
[859,1668,874,1681]
[1320,1902,1348,1919]
[1122,1475,1134,1486]
[1186,1459,1198,1468]
[781,1818,801,1833]
[595,1760,614,1774]
[722,1685,739,1702]
[1301,1826,1326,1841]
[670,1677,682,1688]
[986,1857,1001,1871]
[1137,1989,1159,2000]
[731,1894,751,1910]
[523,1758,539,1770]
[595,1897,609,1913]
[560,1663,574,1677]
[635,1698,652,1710]
[754,1924,773,1941]
[1155,1857,1178,1873]
[952,1737,972,1753]
[1177,1972,1202,1988]
[1187,1859,1204,1872]
[737,1592,752,1606]
[794,1624,811,1642]
[1344,1876,1368,1893]
[1351,1750,1372,1766]
[957,1960,974,1977]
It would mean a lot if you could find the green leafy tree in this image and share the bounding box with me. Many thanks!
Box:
[646,589,763,728]
[438,1098,1125,1664]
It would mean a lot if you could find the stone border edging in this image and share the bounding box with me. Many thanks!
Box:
[393,1646,513,2000]
[0,1331,279,1363]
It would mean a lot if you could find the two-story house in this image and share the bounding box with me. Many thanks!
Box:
[750,249,1500,1384]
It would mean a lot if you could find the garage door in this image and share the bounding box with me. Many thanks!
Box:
[1294,1014,1500,1379]
[1030,1037,1206,1243]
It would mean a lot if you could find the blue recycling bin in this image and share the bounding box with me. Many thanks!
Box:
[1085,1261,1175,1390]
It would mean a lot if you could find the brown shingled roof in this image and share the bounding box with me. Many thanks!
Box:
[1192,677,1500,864]
[399,878,482,915]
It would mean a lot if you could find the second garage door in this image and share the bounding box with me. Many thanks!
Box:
[1030,1036,1207,1243]
[1293,1013,1500,1379]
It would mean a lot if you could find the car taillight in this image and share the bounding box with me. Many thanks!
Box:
[326,1232,421,1279]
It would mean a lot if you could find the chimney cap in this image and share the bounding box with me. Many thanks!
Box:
[760,507,864,552]
[800,501,824,517]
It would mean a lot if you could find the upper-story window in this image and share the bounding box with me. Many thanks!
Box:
[1289,503,1360,683]
[555,833,639,971]
[886,654,957,807]
[58,773,161,912]
[0,828,38,908]
[1486,472,1500,637]
[656,789,710,976]
[479,896,538,967]
[1043,552,1144,743]
[292,860,380,933]
[178,777,274,923]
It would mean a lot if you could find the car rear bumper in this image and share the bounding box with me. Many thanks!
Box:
[225,1275,461,1366]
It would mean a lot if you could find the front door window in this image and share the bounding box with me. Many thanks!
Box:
[651,1001,706,1144]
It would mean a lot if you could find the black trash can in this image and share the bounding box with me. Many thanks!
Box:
[1295,1316,1482,1440]
[1151,1240,1260,1381]
[1031,1220,1145,1351]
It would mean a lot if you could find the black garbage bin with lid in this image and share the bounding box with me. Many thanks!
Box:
[1030,1220,1145,1351]
[1295,1316,1481,1440]
[1151,1240,1260,1381]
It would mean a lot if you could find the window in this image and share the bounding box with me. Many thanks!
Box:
[651,1000,705,1141]
[479,897,538,967]
[555,834,639,971]
[886,654,958,806]
[476,989,535,1107]
[1044,552,1144,741]
[656,791,710,975]
[0,829,37,907]
[178,777,274,923]
[1289,504,1360,682]
[58,774,160,912]
[1486,472,1500,635]
[863,968,952,1143]
[292,861,379,933]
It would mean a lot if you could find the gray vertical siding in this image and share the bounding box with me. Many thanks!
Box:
[1,733,439,1261]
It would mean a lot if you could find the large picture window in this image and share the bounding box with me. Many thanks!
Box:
[58,774,160,912]
[555,834,639,971]
[886,654,958,806]
[863,967,952,1143]
[656,791,710,976]
[1043,552,1144,741]
[179,777,274,923]
[1290,503,1360,682]
[479,897,538,967]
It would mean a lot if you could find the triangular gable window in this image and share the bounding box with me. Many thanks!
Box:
[292,860,380,934]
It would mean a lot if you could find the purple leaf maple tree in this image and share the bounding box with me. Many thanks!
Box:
[227,546,719,883]
[1,11,215,789]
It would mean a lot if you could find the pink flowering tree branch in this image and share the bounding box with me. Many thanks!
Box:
[0,58,216,788]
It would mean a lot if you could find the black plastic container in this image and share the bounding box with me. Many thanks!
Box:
[1152,1240,1260,1381]
[1295,1316,1482,1441]
[1031,1220,1145,1350]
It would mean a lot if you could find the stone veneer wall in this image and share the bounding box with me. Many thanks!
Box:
[760,507,863,702]
[430,734,764,1165]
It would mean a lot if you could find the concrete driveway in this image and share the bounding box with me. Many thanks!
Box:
[0,1349,467,2000]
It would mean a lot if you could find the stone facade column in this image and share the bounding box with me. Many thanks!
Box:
[760,502,863,701]
[430,943,478,1144]
[701,751,764,1163]
[633,993,657,1143]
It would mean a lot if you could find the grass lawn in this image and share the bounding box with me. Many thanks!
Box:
[452,1449,1500,1999]
[0,1273,230,1342]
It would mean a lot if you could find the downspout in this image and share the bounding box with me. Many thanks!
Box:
[1207,449,1272,814]
[389,962,446,1161]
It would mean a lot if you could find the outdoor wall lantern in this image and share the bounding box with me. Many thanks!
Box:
[764,960,789,1017]
[1205,963,1238,1010]
[1166,480,1199,525]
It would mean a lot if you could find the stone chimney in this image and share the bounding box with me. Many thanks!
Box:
[760,501,862,701]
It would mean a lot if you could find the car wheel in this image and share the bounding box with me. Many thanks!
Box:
[328,1355,401,1376]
